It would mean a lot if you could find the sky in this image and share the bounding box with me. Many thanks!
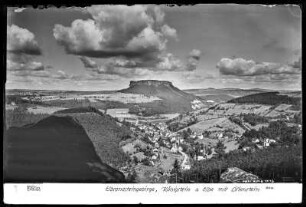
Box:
[6,4,302,91]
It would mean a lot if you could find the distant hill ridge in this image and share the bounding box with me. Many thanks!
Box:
[228,91,301,108]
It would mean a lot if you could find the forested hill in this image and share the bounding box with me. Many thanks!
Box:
[228,92,301,108]
[4,115,126,182]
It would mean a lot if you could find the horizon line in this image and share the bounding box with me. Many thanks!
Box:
[5,87,301,92]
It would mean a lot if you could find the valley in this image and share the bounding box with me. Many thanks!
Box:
[4,80,302,183]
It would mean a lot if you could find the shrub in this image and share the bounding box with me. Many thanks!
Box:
[241,113,268,126]
[133,156,139,164]
[142,158,151,166]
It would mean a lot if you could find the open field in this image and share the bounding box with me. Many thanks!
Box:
[105,108,138,120]
[224,140,239,153]
[210,103,272,116]
[27,106,67,114]
[134,164,161,183]
[158,147,184,173]
[5,104,17,110]
[105,108,180,123]
[195,137,219,147]
[29,92,162,104]
[181,117,245,135]
[121,139,149,155]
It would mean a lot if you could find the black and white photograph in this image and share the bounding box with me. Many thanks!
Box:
[3,3,303,204]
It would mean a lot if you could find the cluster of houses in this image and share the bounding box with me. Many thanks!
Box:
[133,122,177,148]
[241,138,277,152]
[131,118,282,167]
[130,121,190,166]
[191,99,205,110]
[252,138,276,150]
[128,110,299,175]
[183,130,235,142]
[129,120,219,169]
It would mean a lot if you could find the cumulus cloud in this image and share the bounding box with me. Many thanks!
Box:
[52,70,71,79]
[156,53,184,71]
[7,24,42,55]
[80,56,139,70]
[10,70,51,78]
[126,26,166,54]
[155,49,202,71]
[54,6,202,76]
[182,72,217,83]
[217,57,301,76]
[79,56,98,68]
[53,5,177,67]
[88,5,156,48]
[9,68,74,81]
[71,73,119,81]
[79,56,151,78]
[7,55,45,71]
[112,58,137,67]
[290,56,301,69]
[6,24,49,79]
[161,24,177,39]
[53,19,104,54]
[186,49,202,71]
[79,48,201,76]
[189,49,202,60]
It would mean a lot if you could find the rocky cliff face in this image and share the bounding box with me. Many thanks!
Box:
[129,80,174,88]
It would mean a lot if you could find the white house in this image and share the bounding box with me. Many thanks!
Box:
[198,134,204,140]
[197,156,205,161]
[252,138,260,144]
[190,134,197,139]
[264,138,276,147]
[171,144,178,153]
[243,146,251,151]
[170,137,176,143]
[182,165,191,170]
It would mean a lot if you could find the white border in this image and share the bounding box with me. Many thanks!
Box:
[3,183,302,204]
